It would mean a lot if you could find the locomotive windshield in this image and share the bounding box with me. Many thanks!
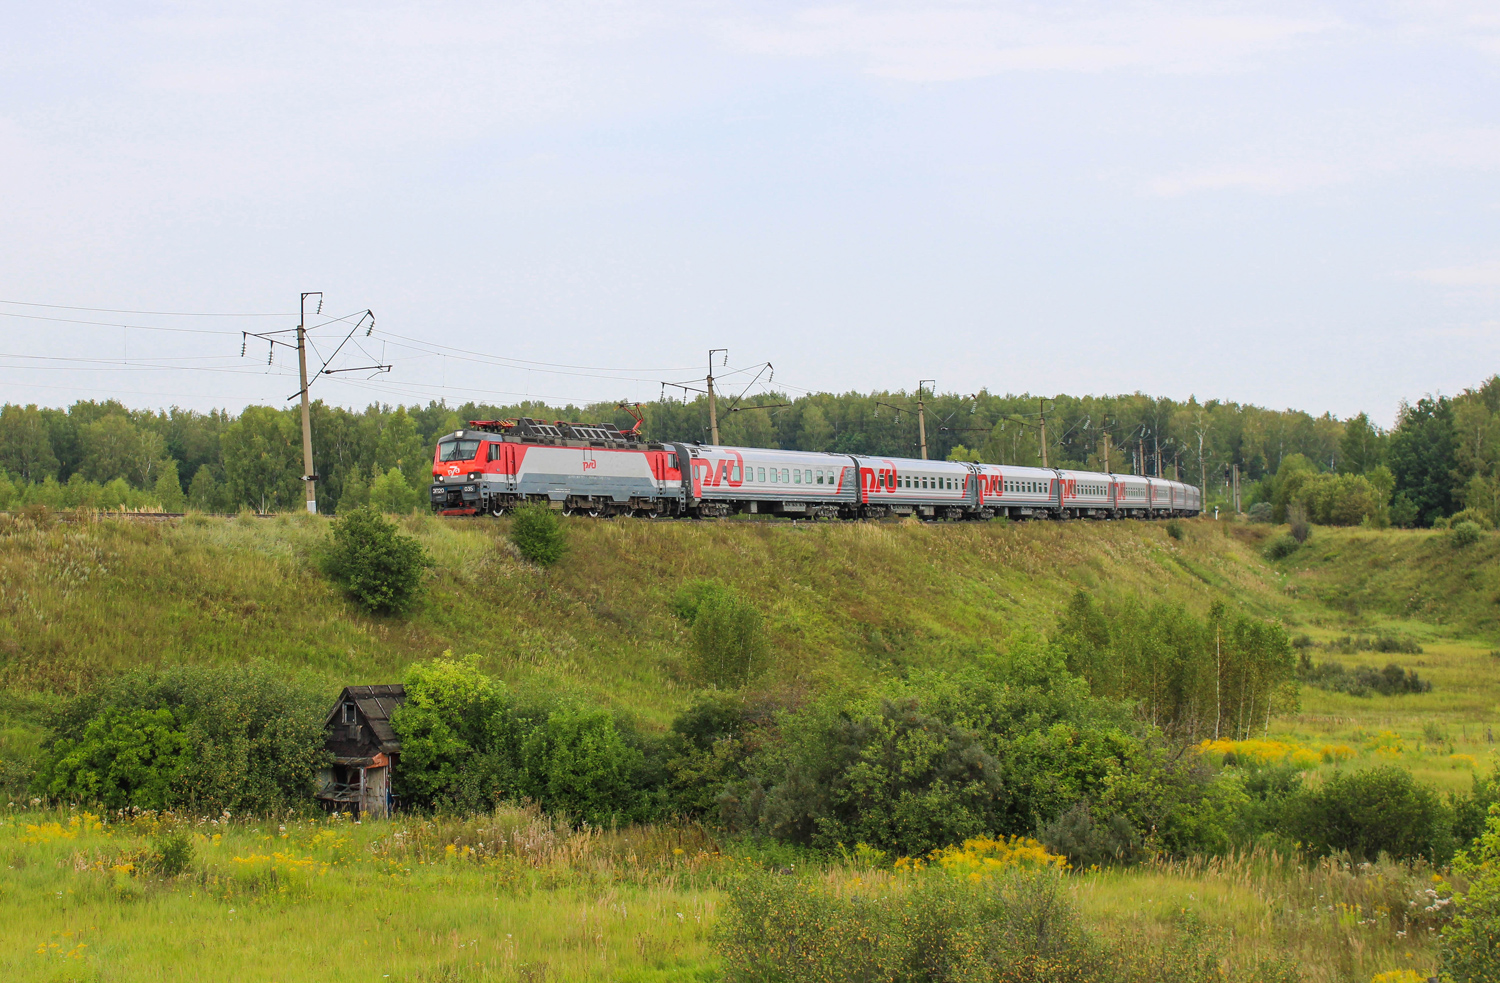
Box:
[437,437,481,462]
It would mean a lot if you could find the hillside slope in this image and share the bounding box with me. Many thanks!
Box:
[1273,526,1500,638]
[0,513,1285,718]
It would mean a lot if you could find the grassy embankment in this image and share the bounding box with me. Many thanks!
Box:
[1,513,1497,981]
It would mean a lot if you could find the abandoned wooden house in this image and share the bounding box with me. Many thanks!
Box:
[317,684,405,817]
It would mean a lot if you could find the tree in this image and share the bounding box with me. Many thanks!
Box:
[153,458,187,511]
[1388,396,1458,526]
[369,467,419,513]
[319,505,432,614]
[187,466,223,512]
[1338,412,1386,474]
[376,406,429,491]
[0,404,59,482]
[1442,806,1500,982]
[81,414,168,488]
[221,406,301,512]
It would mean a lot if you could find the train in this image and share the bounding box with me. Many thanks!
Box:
[429,416,1202,521]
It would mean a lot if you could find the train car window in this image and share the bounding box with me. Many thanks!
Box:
[781,469,789,483]
[731,465,741,481]
[793,470,802,484]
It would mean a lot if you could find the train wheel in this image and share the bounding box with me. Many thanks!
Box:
[488,505,508,517]
[586,507,603,518]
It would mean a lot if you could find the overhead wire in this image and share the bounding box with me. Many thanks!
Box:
[0,299,290,316]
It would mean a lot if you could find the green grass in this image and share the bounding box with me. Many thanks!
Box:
[0,807,1453,983]
[0,512,1284,720]
[4,514,1500,981]
[0,805,720,983]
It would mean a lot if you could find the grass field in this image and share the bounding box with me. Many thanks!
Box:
[0,804,1455,983]
[2,512,1498,981]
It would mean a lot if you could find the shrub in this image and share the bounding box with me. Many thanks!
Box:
[717,867,1102,983]
[1281,765,1453,862]
[35,664,328,814]
[1247,502,1273,524]
[1165,519,1184,540]
[1263,534,1300,561]
[510,500,568,566]
[33,706,190,809]
[1441,806,1500,983]
[1037,800,1141,868]
[518,705,648,824]
[1297,658,1430,697]
[1390,493,1420,528]
[691,585,766,687]
[150,830,194,877]
[1452,520,1482,548]
[1287,504,1310,543]
[319,504,432,614]
[1450,508,1495,530]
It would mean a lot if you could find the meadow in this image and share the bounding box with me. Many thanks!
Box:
[2,510,1497,982]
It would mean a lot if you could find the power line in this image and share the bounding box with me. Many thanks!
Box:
[371,329,703,376]
[0,310,243,335]
[0,299,290,316]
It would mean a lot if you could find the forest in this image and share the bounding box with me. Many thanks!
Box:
[0,376,1494,527]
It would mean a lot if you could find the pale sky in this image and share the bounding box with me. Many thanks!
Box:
[2,1,1498,427]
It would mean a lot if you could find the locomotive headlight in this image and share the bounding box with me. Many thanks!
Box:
[468,472,480,480]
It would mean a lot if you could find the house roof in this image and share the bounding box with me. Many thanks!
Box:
[324,684,407,753]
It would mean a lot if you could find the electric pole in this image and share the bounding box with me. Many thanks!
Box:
[297,291,322,514]
[707,349,726,445]
[1039,398,1049,468]
[1103,430,1111,473]
[1138,437,1145,477]
[917,380,935,460]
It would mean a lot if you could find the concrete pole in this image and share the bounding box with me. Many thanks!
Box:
[297,292,319,514]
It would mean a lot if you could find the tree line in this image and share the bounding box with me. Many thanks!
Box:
[0,377,1493,526]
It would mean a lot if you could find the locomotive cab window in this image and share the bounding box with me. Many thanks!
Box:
[438,438,481,462]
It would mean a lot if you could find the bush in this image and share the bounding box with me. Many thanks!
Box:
[320,504,432,614]
[1450,508,1495,530]
[510,501,568,566]
[1297,657,1430,697]
[391,653,656,822]
[1037,800,1141,868]
[1287,505,1310,543]
[1452,520,1482,548]
[1263,534,1300,561]
[1247,502,1273,523]
[1390,493,1420,528]
[518,705,648,824]
[34,665,327,813]
[1442,806,1500,982]
[718,867,1102,983]
[1281,765,1453,862]
[691,585,766,687]
[1165,519,1184,540]
[150,830,194,876]
[33,706,190,809]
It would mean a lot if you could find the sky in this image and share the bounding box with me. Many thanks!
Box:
[2,1,1498,428]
